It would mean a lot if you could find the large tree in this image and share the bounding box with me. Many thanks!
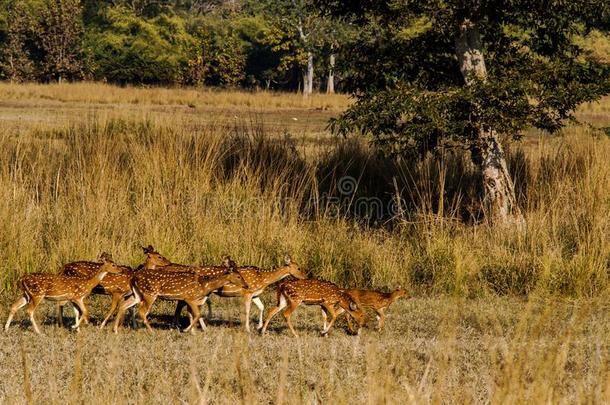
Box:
[318,0,610,224]
[247,0,332,96]
[39,0,85,82]
[0,1,35,82]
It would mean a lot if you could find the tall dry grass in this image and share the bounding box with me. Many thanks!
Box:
[0,113,608,297]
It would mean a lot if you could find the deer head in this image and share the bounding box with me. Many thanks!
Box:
[141,245,171,269]
[283,255,307,279]
[99,253,122,274]
[225,270,248,288]
[392,285,407,301]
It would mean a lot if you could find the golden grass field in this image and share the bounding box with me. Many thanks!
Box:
[0,83,609,404]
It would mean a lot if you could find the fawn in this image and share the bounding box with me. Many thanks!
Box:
[210,255,307,332]
[329,287,407,331]
[5,254,122,334]
[112,269,248,333]
[261,279,365,337]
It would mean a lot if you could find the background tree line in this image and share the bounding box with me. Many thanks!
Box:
[0,0,349,94]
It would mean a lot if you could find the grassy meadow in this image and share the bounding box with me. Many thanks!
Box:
[0,83,609,403]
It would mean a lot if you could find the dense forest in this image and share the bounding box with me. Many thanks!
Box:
[1,1,609,94]
[0,0,355,93]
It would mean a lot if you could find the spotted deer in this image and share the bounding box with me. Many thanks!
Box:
[325,287,407,332]
[112,269,248,333]
[169,256,237,327]
[5,254,122,334]
[55,246,172,328]
[137,246,237,326]
[57,253,134,328]
[261,279,365,337]
[209,255,307,332]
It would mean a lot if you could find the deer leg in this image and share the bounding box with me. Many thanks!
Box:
[252,296,264,330]
[173,301,186,329]
[5,295,27,331]
[321,307,328,331]
[321,304,337,335]
[72,299,89,330]
[261,294,287,335]
[376,308,385,331]
[243,294,254,332]
[138,295,155,331]
[113,291,140,333]
[333,306,353,333]
[282,300,300,338]
[183,301,201,334]
[56,302,65,327]
[100,294,120,329]
[206,296,213,321]
[25,297,43,335]
[197,296,209,330]
[72,305,81,329]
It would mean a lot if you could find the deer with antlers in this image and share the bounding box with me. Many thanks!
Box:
[261,279,365,337]
[5,254,122,334]
[205,255,307,332]
[324,287,407,332]
[112,268,248,333]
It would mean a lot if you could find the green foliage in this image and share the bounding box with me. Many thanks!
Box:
[186,14,248,86]
[319,0,610,155]
[85,6,195,84]
[0,0,608,93]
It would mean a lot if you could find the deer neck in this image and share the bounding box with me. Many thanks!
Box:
[205,275,230,291]
[260,266,290,288]
[86,270,110,290]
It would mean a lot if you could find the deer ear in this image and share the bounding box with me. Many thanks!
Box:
[142,245,152,254]
[100,252,112,262]
[284,255,291,265]
[349,301,358,311]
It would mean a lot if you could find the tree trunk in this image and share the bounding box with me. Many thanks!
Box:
[295,13,313,98]
[327,52,335,94]
[303,51,314,97]
[455,19,523,225]
[471,132,521,224]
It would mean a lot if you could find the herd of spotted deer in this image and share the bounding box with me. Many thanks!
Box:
[4,246,406,337]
